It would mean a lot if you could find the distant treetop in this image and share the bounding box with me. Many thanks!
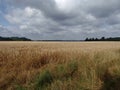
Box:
[85,37,120,41]
[0,36,31,41]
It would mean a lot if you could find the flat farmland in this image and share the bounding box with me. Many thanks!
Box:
[0,42,120,90]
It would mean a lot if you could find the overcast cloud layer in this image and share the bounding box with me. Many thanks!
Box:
[0,0,120,40]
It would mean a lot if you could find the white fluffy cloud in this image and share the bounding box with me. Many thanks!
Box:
[1,0,120,40]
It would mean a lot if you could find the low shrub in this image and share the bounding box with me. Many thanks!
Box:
[34,70,53,90]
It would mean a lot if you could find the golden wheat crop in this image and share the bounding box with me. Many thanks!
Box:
[0,41,120,90]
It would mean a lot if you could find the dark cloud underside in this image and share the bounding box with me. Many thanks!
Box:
[0,0,120,40]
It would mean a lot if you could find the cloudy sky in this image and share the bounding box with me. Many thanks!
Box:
[0,0,120,40]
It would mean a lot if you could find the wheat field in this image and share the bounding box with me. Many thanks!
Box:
[0,41,120,90]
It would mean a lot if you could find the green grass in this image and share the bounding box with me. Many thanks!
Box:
[33,70,53,90]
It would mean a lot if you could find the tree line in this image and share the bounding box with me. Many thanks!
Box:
[85,37,120,41]
[0,36,120,41]
[0,36,31,41]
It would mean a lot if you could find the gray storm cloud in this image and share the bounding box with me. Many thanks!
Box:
[1,0,120,40]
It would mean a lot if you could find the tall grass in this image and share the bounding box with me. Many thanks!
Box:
[0,42,120,90]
